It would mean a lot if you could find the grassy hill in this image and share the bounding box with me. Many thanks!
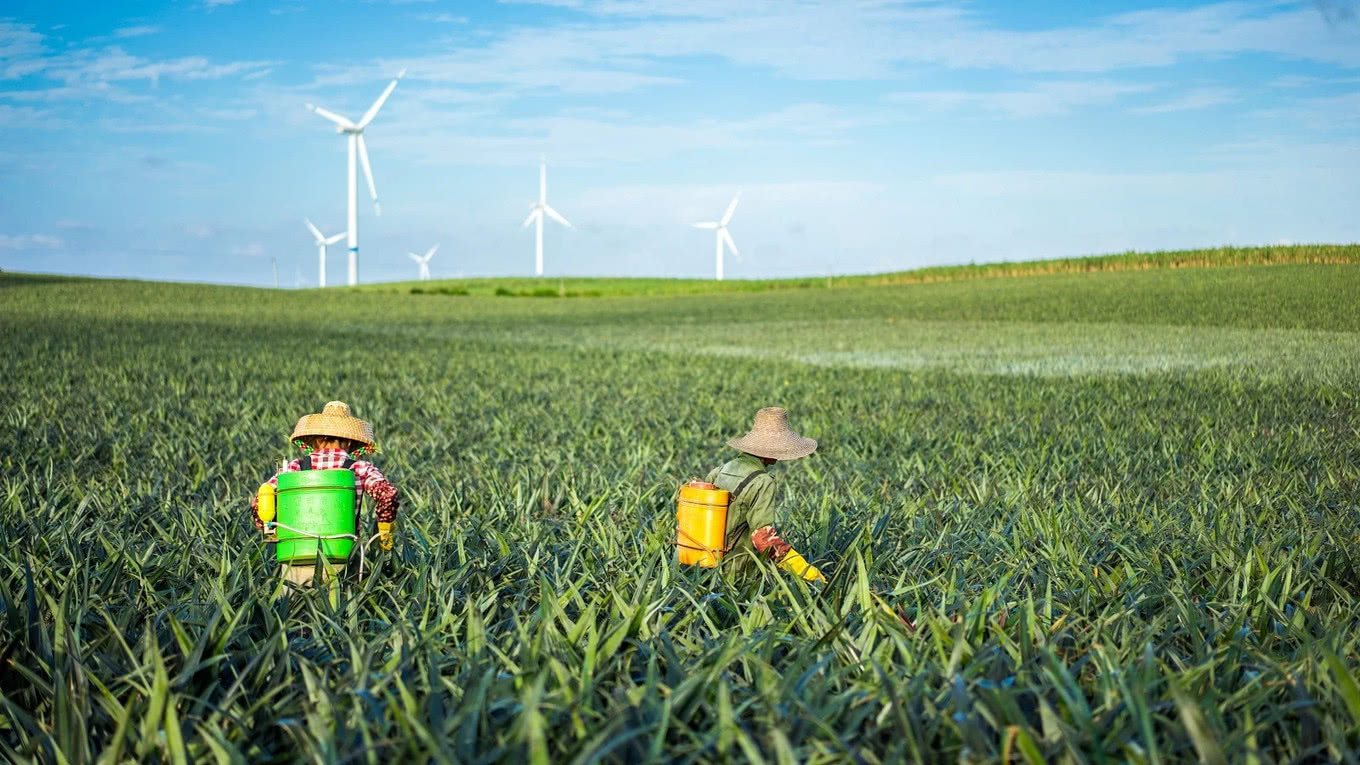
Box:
[2,257,1359,761]
[349,243,1360,297]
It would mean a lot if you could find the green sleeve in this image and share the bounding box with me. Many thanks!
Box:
[738,473,778,532]
[704,467,719,484]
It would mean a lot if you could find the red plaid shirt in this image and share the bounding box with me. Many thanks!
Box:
[251,449,400,530]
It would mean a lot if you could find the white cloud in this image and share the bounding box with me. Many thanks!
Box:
[44,47,274,86]
[1249,90,1360,131]
[382,0,1360,89]
[0,21,47,80]
[892,80,1156,118]
[113,25,161,38]
[0,233,63,250]
[0,103,63,128]
[417,12,469,23]
[369,101,883,166]
[203,0,243,7]
[1132,87,1238,114]
[570,180,884,226]
[230,242,266,257]
[201,107,258,120]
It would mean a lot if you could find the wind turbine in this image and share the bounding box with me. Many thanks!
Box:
[408,244,438,281]
[692,193,741,280]
[522,155,571,276]
[305,68,406,286]
[304,218,345,288]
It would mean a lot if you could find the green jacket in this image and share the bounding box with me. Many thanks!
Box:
[705,454,778,571]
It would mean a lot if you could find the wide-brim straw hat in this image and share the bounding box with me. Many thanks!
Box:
[290,401,376,447]
[726,407,817,461]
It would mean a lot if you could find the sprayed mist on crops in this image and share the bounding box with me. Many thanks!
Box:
[1,263,1359,762]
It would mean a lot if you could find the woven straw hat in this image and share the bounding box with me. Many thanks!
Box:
[290,401,376,447]
[726,407,817,461]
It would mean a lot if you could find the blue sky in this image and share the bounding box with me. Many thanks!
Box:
[1,0,1357,285]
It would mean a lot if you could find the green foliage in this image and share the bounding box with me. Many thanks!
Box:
[1,262,1359,762]
[411,286,470,296]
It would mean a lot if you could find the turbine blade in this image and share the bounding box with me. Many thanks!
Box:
[305,218,323,241]
[356,70,405,129]
[522,208,540,228]
[409,253,421,263]
[426,244,439,259]
[692,222,719,229]
[306,104,355,130]
[543,204,571,229]
[721,228,740,259]
[325,232,346,245]
[357,135,380,214]
[721,193,741,226]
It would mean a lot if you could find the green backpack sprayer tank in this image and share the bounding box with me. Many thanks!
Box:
[274,469,357,562]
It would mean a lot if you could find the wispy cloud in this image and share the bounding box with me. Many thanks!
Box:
[0,21,47,79]
[1249,90,1360,131]
[1132,87,1238,114]
[417,12,468,23]
[113,25,161,38]
[45,47,274,86]
[401,0,1360,87]
[201,107,258,120]
[891,80,1156,118]
[370,102,883,166]
[0,103,64,128]
[1267,73,1360,89]
[0,233,64,250]
[230,242,266,257]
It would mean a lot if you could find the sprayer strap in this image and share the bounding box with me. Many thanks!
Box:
[730,470,765,502]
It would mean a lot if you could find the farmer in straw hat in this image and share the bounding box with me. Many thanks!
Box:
[704,407,825,582]
[250,401,401,596]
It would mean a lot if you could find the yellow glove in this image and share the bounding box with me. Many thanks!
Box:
[778,549,825,583]
[377,521,394,551]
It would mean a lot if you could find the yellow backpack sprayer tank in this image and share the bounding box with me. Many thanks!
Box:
[676,481,729,567]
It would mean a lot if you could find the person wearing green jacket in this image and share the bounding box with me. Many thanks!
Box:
[704,407,825,582]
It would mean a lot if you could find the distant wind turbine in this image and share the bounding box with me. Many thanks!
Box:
[522,155,571,276]
[692,193,741,280]
[305,68,406,286]
[408,244,438,280]
[304,218,345,288]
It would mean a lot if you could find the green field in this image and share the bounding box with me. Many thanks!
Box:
[2,259,1359,762]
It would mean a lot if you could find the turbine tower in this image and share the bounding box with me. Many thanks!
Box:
[304,218,345,288]
[522,155,571,276]
[408,244,438,281]
[305,68,405,286]
[692,193,741,280]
